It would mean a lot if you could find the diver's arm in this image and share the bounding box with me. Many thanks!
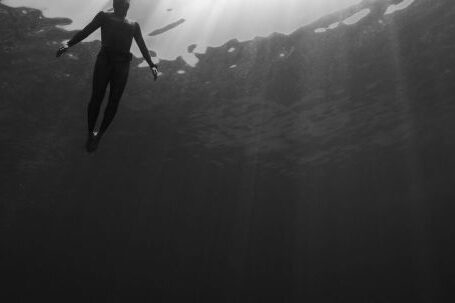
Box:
[134,23,156,67]
[134,23,158,80]
[68,12,104,46]
[57,12,103,57]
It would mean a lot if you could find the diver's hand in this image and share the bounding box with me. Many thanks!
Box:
[151,65,158,81]
[56,44,69,58]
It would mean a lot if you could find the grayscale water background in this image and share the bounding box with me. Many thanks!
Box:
[1,0,455,302]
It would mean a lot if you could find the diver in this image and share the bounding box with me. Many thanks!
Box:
[56,0,158,153]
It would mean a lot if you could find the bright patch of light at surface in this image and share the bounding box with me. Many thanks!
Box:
[385,0,415,15]
[328,22,340,29]
[342,9,371,25]
[2,0,365,64]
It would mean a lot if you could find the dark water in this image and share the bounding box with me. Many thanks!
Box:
[1,0,455,301]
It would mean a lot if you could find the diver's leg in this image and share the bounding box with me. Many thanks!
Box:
[88,54,110,135]
[85,54,111,152]
[98,61,130,137]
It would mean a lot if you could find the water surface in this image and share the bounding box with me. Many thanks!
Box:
[3,0,363,64]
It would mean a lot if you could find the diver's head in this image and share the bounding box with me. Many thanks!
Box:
[113,0,130,17]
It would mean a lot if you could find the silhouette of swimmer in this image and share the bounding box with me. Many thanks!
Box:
[56,0,158,153]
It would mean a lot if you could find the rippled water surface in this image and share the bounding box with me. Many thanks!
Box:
[2,0,364,64]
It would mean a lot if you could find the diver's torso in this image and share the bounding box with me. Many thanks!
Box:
[100,12,136,54]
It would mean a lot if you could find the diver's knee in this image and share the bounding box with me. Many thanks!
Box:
[89,94,104,106]
[105,102,119,115]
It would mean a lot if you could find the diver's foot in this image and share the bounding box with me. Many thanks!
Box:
[85,132,101,153]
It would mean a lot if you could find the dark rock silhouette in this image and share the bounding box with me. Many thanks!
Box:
[187,43,197,53]
[1,0,455,301]
[148,18,185,36]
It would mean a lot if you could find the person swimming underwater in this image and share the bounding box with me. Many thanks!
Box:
[56,0,158,153]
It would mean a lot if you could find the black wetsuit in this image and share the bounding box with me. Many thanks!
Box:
[67,11,155,136]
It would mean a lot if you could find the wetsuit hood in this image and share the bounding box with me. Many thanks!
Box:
[113,0,130,17]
